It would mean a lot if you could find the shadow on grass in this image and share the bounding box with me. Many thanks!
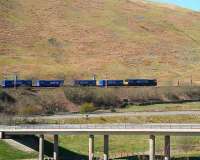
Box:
[114,155,200,160]
[114,155,152,160]
[11,135,88,160]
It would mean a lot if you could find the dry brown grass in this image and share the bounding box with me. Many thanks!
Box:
[0,0,200,84]
[0,88,78,116]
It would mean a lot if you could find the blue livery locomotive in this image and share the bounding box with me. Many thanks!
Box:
[125,79,157,86]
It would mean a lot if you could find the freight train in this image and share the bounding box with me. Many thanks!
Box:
[74,79,157,87]
[0,79,157,88]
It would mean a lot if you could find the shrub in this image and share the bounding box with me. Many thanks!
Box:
[64,87,95,104]
[80,103,96,113]
[16,105,42,116]
[110,108,116,112]
[64,87,122,108]
[48,37,62,47]
[93,89,121,108]
[40,94,68,114]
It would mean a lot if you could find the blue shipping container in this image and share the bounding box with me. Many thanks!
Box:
[36,80,64,87]
[74,80,96,86]
[1,80,32,88]
[1,80,14,88]
[98,80,124,87]
[16,80,32,87]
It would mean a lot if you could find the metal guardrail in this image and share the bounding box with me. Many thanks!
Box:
[1,124,200,130]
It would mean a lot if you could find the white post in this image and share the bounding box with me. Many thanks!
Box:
[14,74,18,89]
[164,135,170,160]
[39,135,44,160]
[149,135,155,160]
[0,132,4,139]
[89,135,94,160]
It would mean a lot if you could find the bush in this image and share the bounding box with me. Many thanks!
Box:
[80,103,96,113]
[110,108,116,112]
[40,94,69,115]
[64,87,122,108]
[64,87,95,104]
[16,105,42,116]
[93,89,121,108]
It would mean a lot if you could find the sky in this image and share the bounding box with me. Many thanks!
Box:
[150,0,200,11]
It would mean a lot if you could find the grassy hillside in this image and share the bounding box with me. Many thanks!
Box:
[0,140,36,160]
[0,0,200,85]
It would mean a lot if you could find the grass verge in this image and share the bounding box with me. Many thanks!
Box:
[18,114,200,124]
[118,102,200,112]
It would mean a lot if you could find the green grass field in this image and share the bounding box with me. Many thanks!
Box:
[1,134,200,160]
[47,135,200,159]
[0,140,37,160]
[2,134,200,160]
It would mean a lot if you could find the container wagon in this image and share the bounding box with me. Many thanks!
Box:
[98,80,124,87]
[35,80,64,87]
[1,80,32,88]
[1,80,14,88]
[74,80,96,86]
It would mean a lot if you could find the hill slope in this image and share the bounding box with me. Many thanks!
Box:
[0,0,200,85]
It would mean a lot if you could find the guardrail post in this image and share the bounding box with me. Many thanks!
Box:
[0,132,4,139]
[39,135,44,160]
[149,135,155,160]
[104,135,109,160]
[89,135,94,160]
[54,135,59,160]
[164,135,170,160]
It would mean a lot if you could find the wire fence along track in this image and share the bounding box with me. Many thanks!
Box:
[1,85,158,89]
[1,84,200,90]
[1,124,200,130]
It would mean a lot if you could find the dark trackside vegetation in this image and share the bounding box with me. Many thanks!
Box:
[64,86,200,107]
[1,86,200,116]
[0,88,70,116]
[64,87,122,109]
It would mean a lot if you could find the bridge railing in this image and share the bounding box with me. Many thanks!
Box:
[0,123,200,130]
